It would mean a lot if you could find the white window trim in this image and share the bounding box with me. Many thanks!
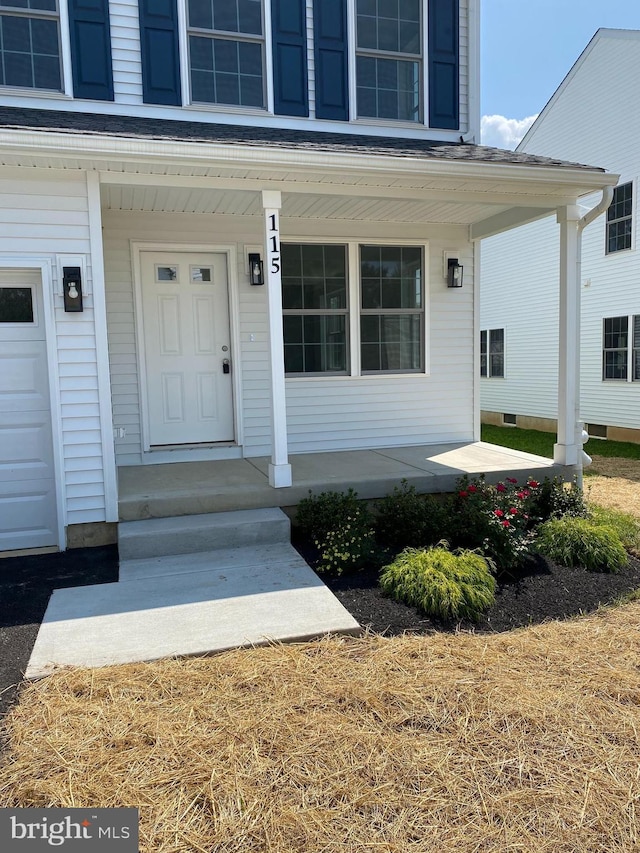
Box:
[178,0,274,113]
[347,0,429,128]
[480,327,506,379]
[0,0,73,97]
[602,314,639,382]
[284,237,430,379]
[605,179,635,256]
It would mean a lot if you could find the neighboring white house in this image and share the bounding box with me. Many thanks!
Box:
[480,28,640,444]
[0,1,616,553]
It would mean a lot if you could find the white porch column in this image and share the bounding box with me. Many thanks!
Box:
[554,205,582,468]
[262,190,292,488]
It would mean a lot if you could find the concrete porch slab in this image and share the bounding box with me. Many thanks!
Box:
[26,544,361,678]
[118,442,564,521]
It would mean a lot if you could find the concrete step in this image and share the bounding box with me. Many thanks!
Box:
[118,507,290,561]
[119,542,304,583]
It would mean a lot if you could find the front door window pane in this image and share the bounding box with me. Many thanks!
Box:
[0,287,34,322]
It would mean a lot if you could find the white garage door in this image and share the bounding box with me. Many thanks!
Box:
[0,270,58,551]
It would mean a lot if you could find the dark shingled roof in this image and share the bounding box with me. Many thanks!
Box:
[0,106,605,172]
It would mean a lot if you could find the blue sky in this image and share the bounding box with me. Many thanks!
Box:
[480,0,640,147]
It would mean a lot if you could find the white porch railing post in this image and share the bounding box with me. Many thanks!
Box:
[262,190,292,488]
[554,204,582,470]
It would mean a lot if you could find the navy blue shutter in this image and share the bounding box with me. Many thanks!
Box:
[428,0,459,129]
[138,0,181,106]
[271,0,308,116]
[313,0,348,121]
[67,0,113,100]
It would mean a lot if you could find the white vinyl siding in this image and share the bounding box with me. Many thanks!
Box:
[0,169,107,527]
[110,0,143,104]
[103,209,474,462]
[0,0,469,141]
[481,30,640,435]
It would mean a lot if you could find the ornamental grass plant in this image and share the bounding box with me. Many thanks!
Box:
[536,516,628,573]
[379,545,496,621]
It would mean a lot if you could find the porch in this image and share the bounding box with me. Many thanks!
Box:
[117,441,564,522]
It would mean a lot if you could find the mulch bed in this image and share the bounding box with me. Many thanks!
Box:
[294,536,640,635]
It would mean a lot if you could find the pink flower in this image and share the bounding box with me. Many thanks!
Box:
[459,490,469,498]
[509,507,518,515]
[516,491,526,499]
[501,520,511,528]
[468,485,478,493]
[527,479,540,488]
[494,509,504,518]
[496,483,506,493]
[506,477,518,484]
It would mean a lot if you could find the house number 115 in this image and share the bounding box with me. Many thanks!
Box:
[268,213,280,274]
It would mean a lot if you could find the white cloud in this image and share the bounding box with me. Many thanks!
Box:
[480,114,538,150]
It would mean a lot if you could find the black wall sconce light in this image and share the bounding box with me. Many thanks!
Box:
[248,253,264,286]
[447,258,464,288]
[63,266,83,312]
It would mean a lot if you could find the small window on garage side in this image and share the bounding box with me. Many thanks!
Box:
[281,244,348,375]
[0,0,62,92]
[603,316,628,380]
[480,328,504,377]
[606,182,633,254]
[0,287,34,322]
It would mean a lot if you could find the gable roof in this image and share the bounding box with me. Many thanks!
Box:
[517,28,640,152]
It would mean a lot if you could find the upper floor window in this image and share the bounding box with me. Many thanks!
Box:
[355,0,421,122]
[187,0,264,108]
[603,315,640,381]
[480,329,504,378]
[606,182,633,254]
[0,0,61,91]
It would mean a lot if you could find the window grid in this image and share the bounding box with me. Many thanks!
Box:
[606,182,633,254]
[355,0,422,122]
[0,0,61,92]
[480,328,504,378]
[282,244,349,376]
[187,0,265,108]
[360,245,424,373]
[603,315,640,381]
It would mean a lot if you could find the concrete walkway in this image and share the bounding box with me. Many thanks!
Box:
[26,511,360,679]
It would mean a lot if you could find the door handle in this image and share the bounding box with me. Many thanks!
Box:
[222,358,230,374]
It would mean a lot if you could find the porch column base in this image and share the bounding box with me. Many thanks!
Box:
[269,462,292,488]
[553,443,579,466]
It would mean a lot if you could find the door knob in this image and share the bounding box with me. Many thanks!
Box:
[222,358,230,374]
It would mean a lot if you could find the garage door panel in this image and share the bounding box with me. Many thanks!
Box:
[0,415,55,483]
[0,481,58,551]
[0,272,58,551]
[0,341,50,413]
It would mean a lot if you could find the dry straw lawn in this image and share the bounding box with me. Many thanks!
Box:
[1,455,639,851]
[586,455,640,519]
[2,603,640,852]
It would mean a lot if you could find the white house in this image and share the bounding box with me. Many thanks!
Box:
[480,29,640,445]
[0,1,616,553]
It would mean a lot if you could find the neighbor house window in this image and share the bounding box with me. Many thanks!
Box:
[360,245,423,372]
[603,315,640,381]
[281,244,348,375]
[480,329,504,378]
[0,0,61,91]
[356,0,421,121]
[606,182,633,254]
[187,0,264,108]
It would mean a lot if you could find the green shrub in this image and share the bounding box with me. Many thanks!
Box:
[536,517,628,573]
[447,476,536,574]
[295,488,365,543]
[314,507,378,576]
[379,546,496,621]
[588,504,640,557]
[527,476,588,523]
[375,481,448,554]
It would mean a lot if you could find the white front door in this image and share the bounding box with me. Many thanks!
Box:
[141,252,234,446]
[0,270,58,551]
